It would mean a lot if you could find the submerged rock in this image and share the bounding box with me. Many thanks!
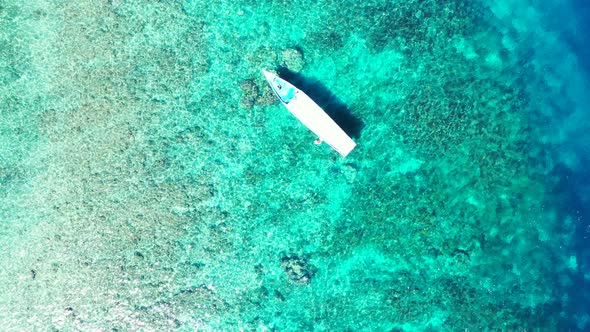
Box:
[280,47,305,73]
[281,256,316,285]
[239,79,259,109]
[256,85,278,106]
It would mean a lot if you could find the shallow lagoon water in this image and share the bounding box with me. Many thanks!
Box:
[1,0,589,330]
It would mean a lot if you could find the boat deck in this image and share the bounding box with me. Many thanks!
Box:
[262,70,356,157]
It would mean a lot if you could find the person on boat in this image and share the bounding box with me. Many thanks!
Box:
[275,82,296,104]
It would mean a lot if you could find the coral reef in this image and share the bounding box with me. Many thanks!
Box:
[280,47,306,73]
[238,79,259,109]
[0,0,585,330]
[281,256,316,285]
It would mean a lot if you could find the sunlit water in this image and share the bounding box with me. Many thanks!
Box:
[1,0,588,330]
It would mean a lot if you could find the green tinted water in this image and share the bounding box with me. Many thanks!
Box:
[0,0,578,330]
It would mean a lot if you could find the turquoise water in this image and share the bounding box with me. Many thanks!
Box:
[1,0,589,330]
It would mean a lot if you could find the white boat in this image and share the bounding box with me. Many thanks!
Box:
[262,69,356,157]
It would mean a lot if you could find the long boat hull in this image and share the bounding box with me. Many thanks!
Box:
[262,69,356,157]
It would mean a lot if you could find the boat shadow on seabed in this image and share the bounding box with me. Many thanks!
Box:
[277,67,364,139]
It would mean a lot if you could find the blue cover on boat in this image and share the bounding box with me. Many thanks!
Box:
[272,77,296,104]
